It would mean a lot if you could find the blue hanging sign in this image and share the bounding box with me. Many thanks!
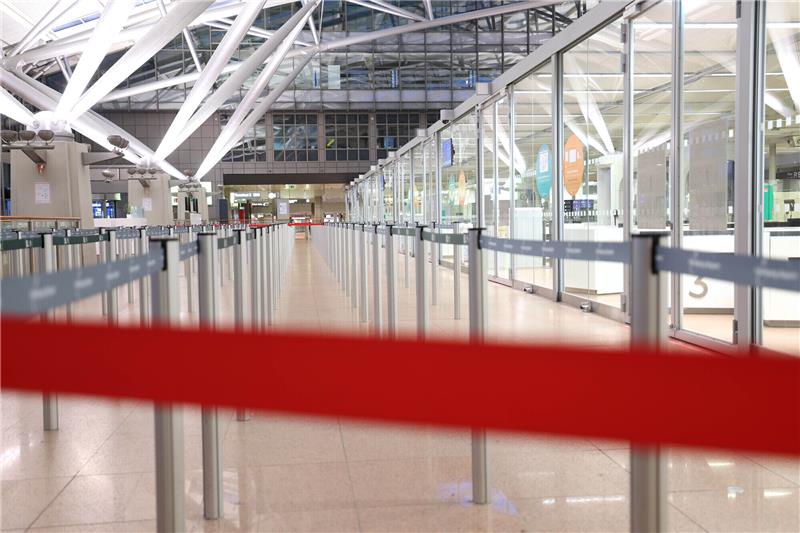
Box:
[535,144,553,199]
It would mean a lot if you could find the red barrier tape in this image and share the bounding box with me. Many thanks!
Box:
[2,318,798,456]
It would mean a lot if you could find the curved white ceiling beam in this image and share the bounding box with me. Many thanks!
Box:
[6,0,294,66]
[156,0,321,160]
[195,52,314,179]
[10,0,79,56]
[100,0,562,102]
[211,3,317,155]
[69,0,215,121]
[155,0,269,161]
[2,69,190,179]
[56,0,134,117]
[0,87,35,126]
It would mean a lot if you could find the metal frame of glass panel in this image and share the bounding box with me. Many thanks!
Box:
[346,0,798,356]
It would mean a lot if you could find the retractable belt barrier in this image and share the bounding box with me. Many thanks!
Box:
[2,318,798,457]
[328,223,799,292]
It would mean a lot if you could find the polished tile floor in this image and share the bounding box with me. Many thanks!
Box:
[2,233,798,532]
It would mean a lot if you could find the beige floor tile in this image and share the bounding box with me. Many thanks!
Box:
[670,487,800,532]
[1,476,71,530]
[340,422,470,462]
[349,456,473,507]
[257,508,359,532]
[31,473,142,528]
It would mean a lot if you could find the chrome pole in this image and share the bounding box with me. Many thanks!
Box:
[630,232,669,533]
[106,229,118,325]
[385,225,397,338]
[198,232,223,520]
[359,224,368,323]
[430,221,438,305]
[453,221,462,320]
[41,232,58,431]
[233,229,251,421]
[139,228,150,325]
[414,225,428,340]
[468,228,488,504]
[371,224,382,335]
[150,237,184,533]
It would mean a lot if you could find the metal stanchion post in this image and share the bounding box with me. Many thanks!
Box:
[63,230,74,321]
[384,226,397,338]
[149,237,184,533]
[630,232,668,533]
[198,232,223,520]
[14,231,25,277]
[467,227,488,504]
[344,225,351,297]
[430,221,438,305]
[271,226,278,312]
[259,227,268,329]
[453,222,462,320]
[185,228,195,314]
[371,225,382,336]
[359,225,368,323]
[139,229,150,325]
[106,229,118,325]
[233,229,251,421]
[404,222,410,289]
[227,226,233,282]
[100,229,108,316]
[414,225,428,340]
[41,232,58,431]
[127,237,135,304]
[265,227,274,325]
[339,224,346,289]
[350,225,358,309]
[250,228,261,328]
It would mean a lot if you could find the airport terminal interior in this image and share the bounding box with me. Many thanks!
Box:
[0,0,798,532]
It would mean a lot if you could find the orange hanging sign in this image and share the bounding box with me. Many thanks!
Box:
[563,134,585,198]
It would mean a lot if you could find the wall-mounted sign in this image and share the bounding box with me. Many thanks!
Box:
[277,199,289,216]
[776,167,800,180]
[535,144,553,199]
[563,134,585,197]
[142,197,153,212]
[34,182,51,205]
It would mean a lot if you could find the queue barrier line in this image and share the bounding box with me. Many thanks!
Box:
[330,224,800,292]
[1,250,165,314]
[1,317,798,457]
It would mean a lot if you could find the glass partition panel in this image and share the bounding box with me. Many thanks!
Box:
[411,145,425,223]
[562,20,625,309]
[760,0,800,355]
[679,1,738,343]
[631,3,672,232]
[423,139,438,226]
[482,105,497,278]
[513,60,554,288]
[496,97,512,281]
[441,114,479,228]
[384,165,394,223]
[399,152,412,224]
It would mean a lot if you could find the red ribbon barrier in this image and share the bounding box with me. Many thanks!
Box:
[2,317,798,456]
